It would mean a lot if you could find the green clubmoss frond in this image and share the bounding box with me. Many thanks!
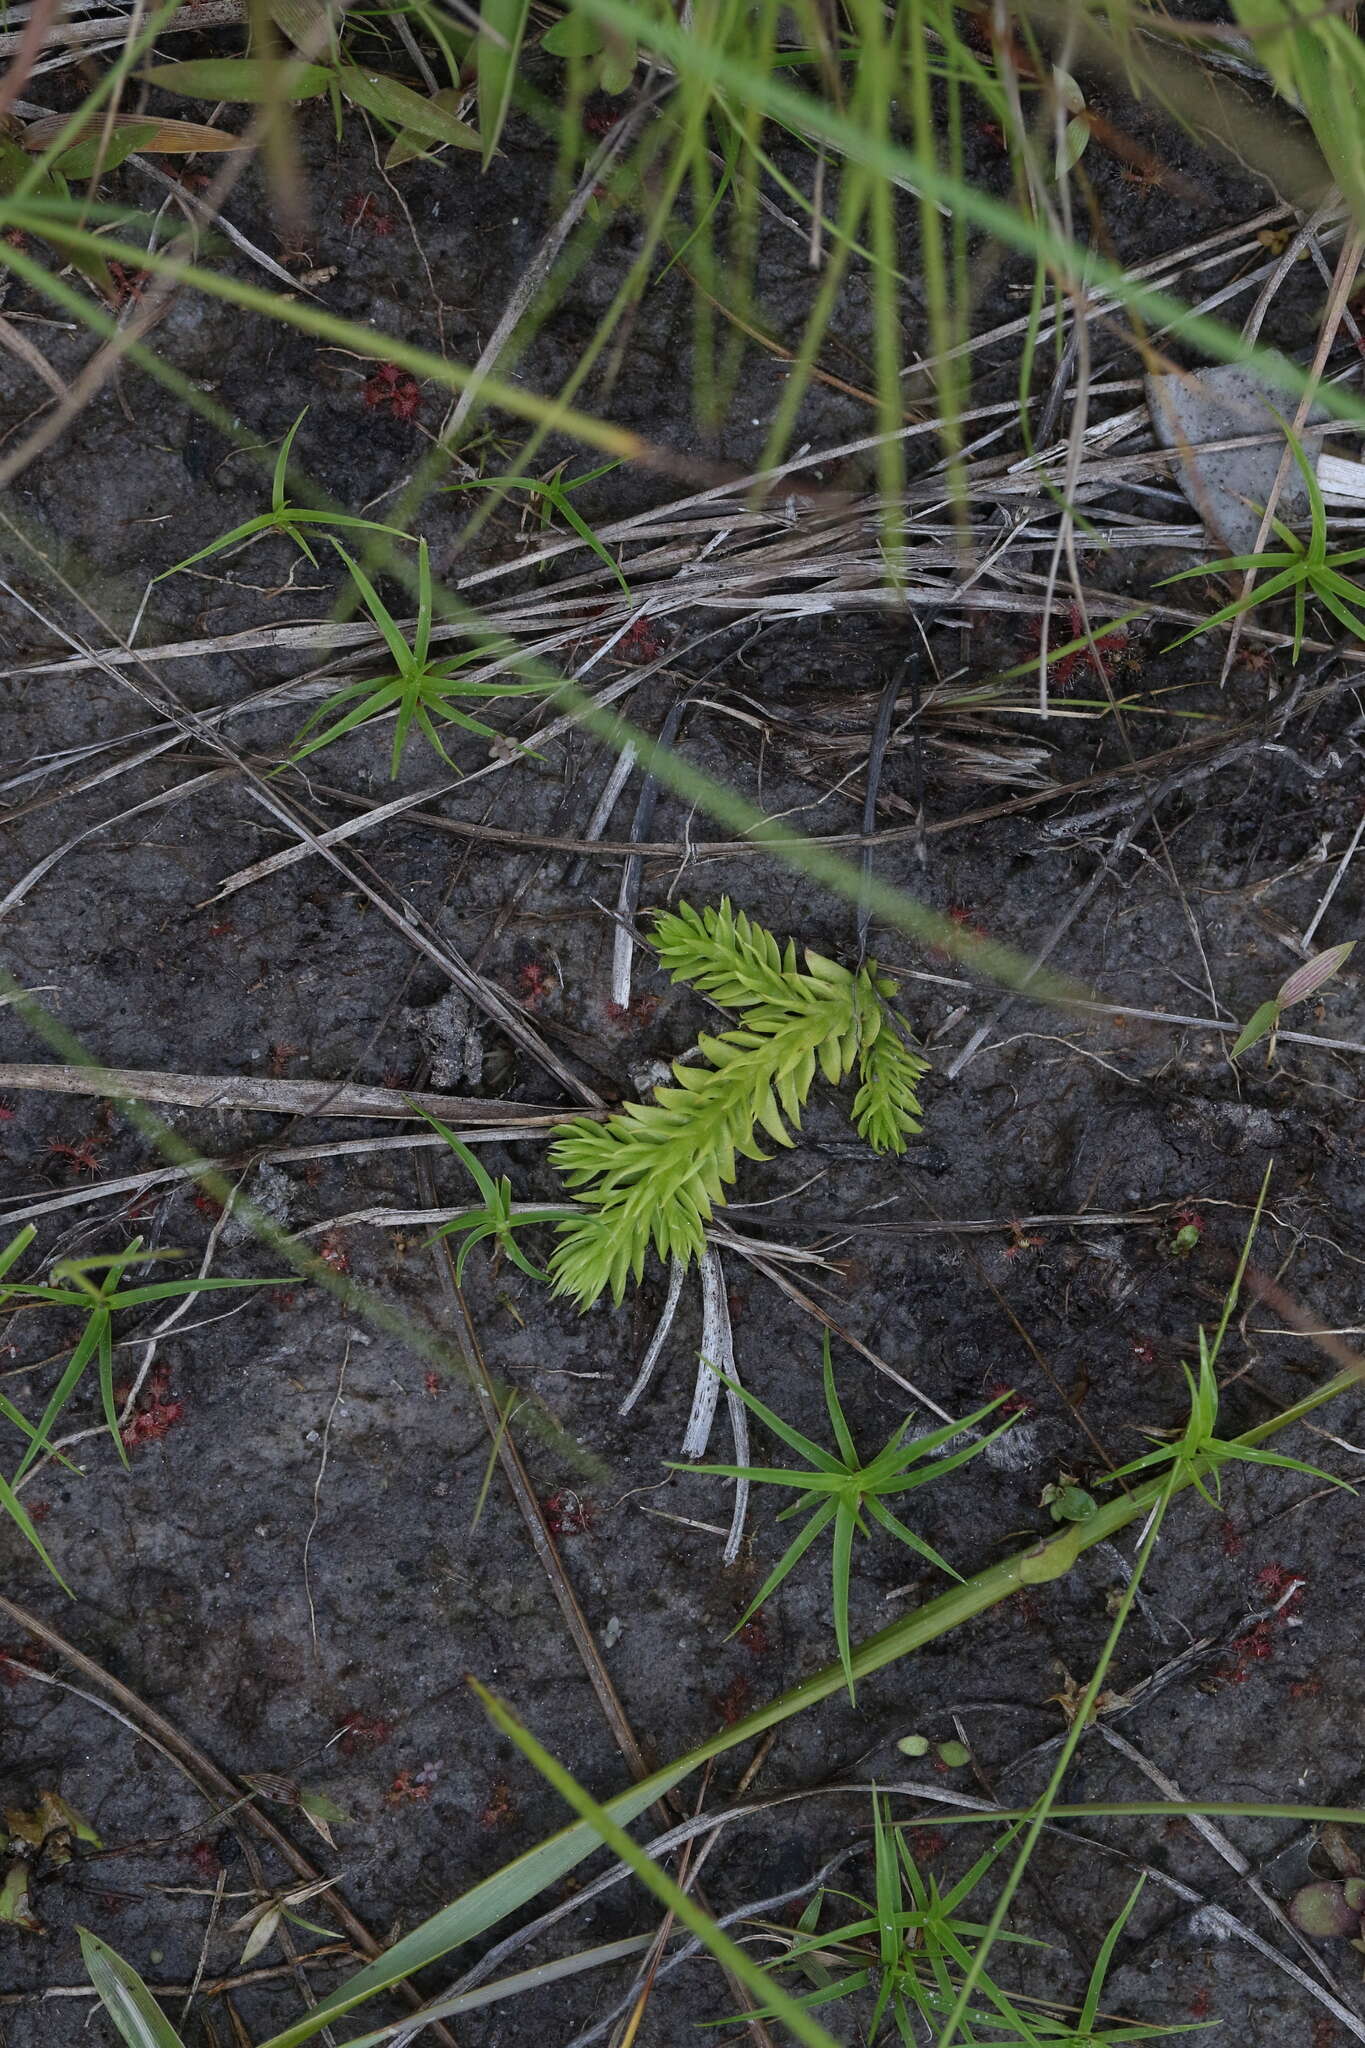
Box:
[548,900,928,1308]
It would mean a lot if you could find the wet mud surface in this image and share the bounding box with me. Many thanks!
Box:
[1,57,1364,2048]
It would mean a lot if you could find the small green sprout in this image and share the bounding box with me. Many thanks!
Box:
[415,1107,567,1285]
[0,1228,286,1587]
[1041,1477,1098,1524]
[677,1334,1012,1701]
[1161,421,1365,661]
[154,410,413,580]
[1105,1169,1353,1511]
[1101,1333,1351,1509]
[1229,940,1355,1064]
[286,538,547,778]
[442,462,630,597]
[738,1797,1200,2045]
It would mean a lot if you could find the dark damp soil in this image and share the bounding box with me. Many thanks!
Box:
[1,50,1364,2048]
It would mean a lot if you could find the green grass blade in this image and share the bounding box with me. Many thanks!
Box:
[14,1313,104,1481]
[476,0,531,165]
[698,1361,843,1472]
[272,406,307,513]
[470,1679,843,2048]
[821,1331,857,1466]
[831,1499,858,1700]
[252,1364,1362,2048]
[0,1225,37,1281]
[78,1931,188,2047]
[98,1315,127,1469]
[1080,1876,1145,2032]
[153,515,278,581]
[0,1465,70,1591]
[330,541,413,671]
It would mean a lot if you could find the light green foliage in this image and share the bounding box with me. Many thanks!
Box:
[1102,1168,1352,1509]
[0,1228,285,1586]
[473,1679,844,2048]
[441,464,630,596]
[477,0,532,165]
[155,411,413,582]
[141,53,479,164]
[1230,939,1355,1061]
[287,537,547,777]
[1227,0,1365,220]
[1162,425,1365,659]
[1101,1334,1351,1508]
[549,899,928,1306]
[79,1931,188,2048]
[744,1798,1196,2045]
[414,1106,568,1284]
[680,1335,1009,1701]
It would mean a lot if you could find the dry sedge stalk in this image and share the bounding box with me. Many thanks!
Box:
[0,1063,586,1124]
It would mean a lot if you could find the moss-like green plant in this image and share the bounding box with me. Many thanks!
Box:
[680,1339,1010,1701]
[549,900,927,1307]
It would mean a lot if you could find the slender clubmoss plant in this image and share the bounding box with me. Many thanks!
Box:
[679,1338,1010,1700]
[549,899,928,1306]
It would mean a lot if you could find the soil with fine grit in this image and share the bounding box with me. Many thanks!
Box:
[2,58,1365,2048]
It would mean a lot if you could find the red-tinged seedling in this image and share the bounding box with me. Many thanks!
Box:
[342,193,394,235]
[0,1226,289,1587]
[363,362,422,420]
[738,1613,769,1656]
[479,1779,516,1829]
[387,1763,441,1805]
[1256,1562,1306,1608]
[1166,1205,1205,1258]
[120,1366,184,1451]
[338,1712,392,1755]
[517,959,553,1010]
[678,1332,1013,1702]
[47,1137,104,1177]
[712,1676,752,1726]
[617,618,664,662]
[543,1490,596,1537]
